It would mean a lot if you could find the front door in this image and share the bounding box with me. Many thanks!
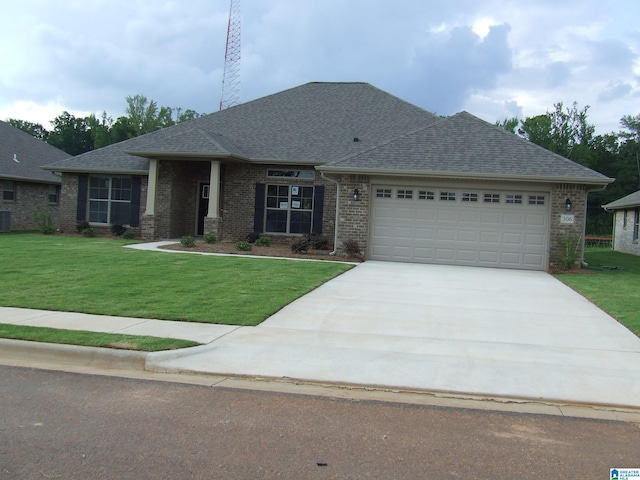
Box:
[197,183,209,235]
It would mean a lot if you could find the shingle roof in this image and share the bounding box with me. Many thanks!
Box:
[0,121,66,183]
[318,111,612,184]
[45,82,440,172]
[602,190,640,210]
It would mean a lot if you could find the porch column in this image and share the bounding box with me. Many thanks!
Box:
[145,159,158,215]
[207,160,220,218]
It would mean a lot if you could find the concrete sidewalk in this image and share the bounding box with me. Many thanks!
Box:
[2,255,640,415]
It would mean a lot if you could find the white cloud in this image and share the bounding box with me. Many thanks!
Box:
[1,0,639,135]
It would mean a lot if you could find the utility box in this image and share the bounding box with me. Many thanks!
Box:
[0,209,11,233]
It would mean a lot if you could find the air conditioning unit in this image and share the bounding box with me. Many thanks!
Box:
[0,209,11,233]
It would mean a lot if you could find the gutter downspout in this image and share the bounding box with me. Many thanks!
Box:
[321,172,340,256]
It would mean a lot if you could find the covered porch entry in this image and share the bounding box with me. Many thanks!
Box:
[141,158,225,240]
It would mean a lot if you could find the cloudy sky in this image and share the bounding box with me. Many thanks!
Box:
[1,0,638,135]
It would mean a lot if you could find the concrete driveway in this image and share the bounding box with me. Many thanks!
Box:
[149,261,640,408]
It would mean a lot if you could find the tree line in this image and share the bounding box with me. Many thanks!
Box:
[7,94,204,156]
[7,96,639,235]
[496,103,640,235]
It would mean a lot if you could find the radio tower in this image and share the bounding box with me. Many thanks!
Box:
[219,0,241,110]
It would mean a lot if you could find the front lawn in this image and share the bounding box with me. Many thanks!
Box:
[555,248,640,336]
[0,233,352,326]
[0,323,199,351]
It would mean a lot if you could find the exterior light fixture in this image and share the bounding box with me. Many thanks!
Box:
[565,198,572,211]
[353,188,360,201]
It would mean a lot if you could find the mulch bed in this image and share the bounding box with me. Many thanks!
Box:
[159,241,363,263]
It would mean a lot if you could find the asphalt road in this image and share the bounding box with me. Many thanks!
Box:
[1,365,639,479]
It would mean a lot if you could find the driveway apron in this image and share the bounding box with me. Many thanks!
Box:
[149,261,640,408]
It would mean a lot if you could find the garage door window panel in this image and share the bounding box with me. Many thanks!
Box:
[397,189,413,199]
[506,194,523,204]
[376,188,392,198]
[462,192,479,202]
[440,192,456,201]
[484,193,500,203]
[418,190,435,200]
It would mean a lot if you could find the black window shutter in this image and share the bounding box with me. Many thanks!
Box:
[129,176,141,227]
[76,174,88,221]
[253,183,266,233]
[312,185,324,235]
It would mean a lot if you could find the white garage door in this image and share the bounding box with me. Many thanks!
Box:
[370,186,549,270]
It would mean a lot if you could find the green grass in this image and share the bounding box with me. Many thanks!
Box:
[0,233,352,326]
[0,323,199,351]
[555,247,640,336]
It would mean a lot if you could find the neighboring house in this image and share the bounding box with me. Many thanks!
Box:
[44,82,612,271]
[603,190,640,255]
[0,120,66,231]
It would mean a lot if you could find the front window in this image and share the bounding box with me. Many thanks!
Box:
[88,176,132,224]
[634,209,639,242]
[3,180,15,201]
[265,185,314,234]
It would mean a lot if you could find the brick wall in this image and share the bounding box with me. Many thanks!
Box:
[332,174,370,257]
[0,181,60,231]
[548,183,589,269]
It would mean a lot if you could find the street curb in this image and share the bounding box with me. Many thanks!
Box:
[4,339,640,423]
[0,339,148,370]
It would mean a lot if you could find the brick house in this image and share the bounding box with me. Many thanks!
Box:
[44,82,612,270]
[0,120,66,231]
[603,190,640,255]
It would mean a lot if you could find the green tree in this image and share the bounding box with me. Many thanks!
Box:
[125,94,174,136]
[6,119,49,141]
[519,114,553,149]
[47,112,93,155]
[173,108,203,123]
[519,102,594,161]
[86,112,114,149]
[495,117,520,134]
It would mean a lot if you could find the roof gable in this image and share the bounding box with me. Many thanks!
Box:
[45,82,440,173]
[603,190,640,210]
[319,111,612,184]
[0,121,66,183]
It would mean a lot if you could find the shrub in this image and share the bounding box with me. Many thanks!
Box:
[180,235,196,247]
[203,233,217,244]
[122,230,135,240]
[82,227,95,238]
[34,208,55,234]
[111,224,127,236]
[309,234,330,250]
[291,236,310,253]
[554,232,582,270]
[246,232,261,243]
[343,239,361,257]
[255,236,271,247]
[77,220,91,233]
[235,241,252,251]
